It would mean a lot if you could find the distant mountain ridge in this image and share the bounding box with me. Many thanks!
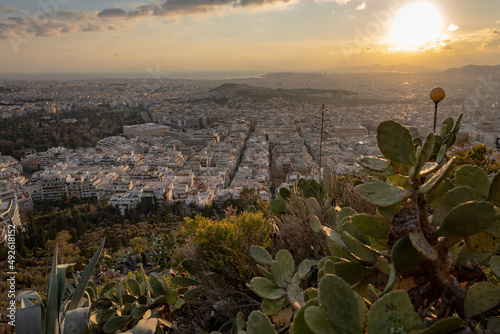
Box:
[442,64,500,74]
[328,63,500,74]
[329,64,436,74]
[209,83,357,104]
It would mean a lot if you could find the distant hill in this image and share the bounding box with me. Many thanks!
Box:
[442,64,500,75]
[210,83,357,104]
[329,64,436,74]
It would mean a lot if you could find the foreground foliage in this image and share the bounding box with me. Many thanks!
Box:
[9,114,500,334]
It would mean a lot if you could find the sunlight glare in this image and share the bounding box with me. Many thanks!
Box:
[390,2,443,50]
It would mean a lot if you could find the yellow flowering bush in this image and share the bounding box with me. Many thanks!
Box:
[182,211,271,283]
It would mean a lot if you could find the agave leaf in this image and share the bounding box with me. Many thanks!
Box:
[69,238,105,311]
[16,306,42,334]
[129,318,158,333]
[61,307,90,334]
[45,244,61,334]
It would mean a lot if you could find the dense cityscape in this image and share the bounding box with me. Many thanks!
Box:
[1,67,499,243]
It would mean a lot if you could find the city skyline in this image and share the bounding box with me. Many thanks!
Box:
[0,0,499,76]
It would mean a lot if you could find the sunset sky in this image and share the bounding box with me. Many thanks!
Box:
[0,0,499,74]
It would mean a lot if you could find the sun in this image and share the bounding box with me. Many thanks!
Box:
[389,2,444,50]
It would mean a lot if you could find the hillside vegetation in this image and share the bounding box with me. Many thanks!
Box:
[2,114,500,334]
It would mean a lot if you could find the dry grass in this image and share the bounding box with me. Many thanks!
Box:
[170,276,260,333]
[271,193,330,264]
[331,174,377,215]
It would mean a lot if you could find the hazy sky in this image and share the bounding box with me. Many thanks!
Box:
[0,0,499,74]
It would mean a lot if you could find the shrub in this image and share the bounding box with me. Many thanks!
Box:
[181,211,272,284]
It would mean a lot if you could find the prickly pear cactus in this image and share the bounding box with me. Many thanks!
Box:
[248,246,313,317]
[349,114,500,331]
[249,114,500,334]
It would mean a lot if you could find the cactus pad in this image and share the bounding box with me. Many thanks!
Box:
[304,306,336,334]
[487,317,500,333]
[437,201,496,237]
[334,260,374,285]
[322,226,346,248]
[356,182,412,207]
[431,186,476,226]
[271,199,287,214]
[409,231,438,261]
[318,275,362,334]
[271,261,286,288]
[419,162,440,177]
[455,165,490,199]
[291,299,318,334]
[367,290,421,334]
[341,231,379,263]
[357,156,392,171]
[247,310,276,334]
[250,246,273,265]
[287,282,305,311]
[425,178,454,210]
[309,215,322,233]
[464,282,500,317]
[308,197,321,216]
[465,231,499,253]
[298,259,312,278]
[351,214,390,240]
[488,171,500,206]
[491,256,500,277]
[276,249,295,282]
[419,157,455,195]
[337,207,357,225]
[391,236,428,271]
[436,143,447,164]
[410,132,435,179]
[262,298,286,316]
[419,317,462,334]
[249,278,285,300]
[376,120,416,165]
[279,187,291,201]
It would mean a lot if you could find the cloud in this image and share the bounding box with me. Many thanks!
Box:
[1,6,18,13]
[82,22,106,32]
[447,23,458,32]
[478,29,500,50]
[0,0,300,43]
[97,8,128,18]
[54,10,88,21]
[0,16,80,39]
[355,2,366,10]
[96,0,295,19]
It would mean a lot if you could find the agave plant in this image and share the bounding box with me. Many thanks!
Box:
[16,238,106,334]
